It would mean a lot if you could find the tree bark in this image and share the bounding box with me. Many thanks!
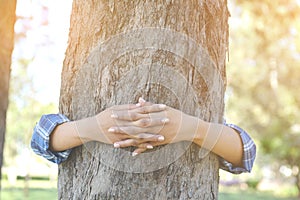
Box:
[296,166,300,198]
[59,0,229,199]
[0,0,16,186]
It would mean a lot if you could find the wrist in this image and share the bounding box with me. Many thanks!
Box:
[182,115,203,142]
[75,116,102,143]
[49,121,84,151]
[192,118,209,146]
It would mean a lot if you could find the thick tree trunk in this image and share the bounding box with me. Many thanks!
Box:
[0,0,16,185]
[59,0,229,199]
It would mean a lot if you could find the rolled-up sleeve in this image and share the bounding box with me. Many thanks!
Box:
[31,114,72,164]
[219,123,257,174]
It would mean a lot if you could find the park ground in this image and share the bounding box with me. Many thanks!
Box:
[0,178,298,200]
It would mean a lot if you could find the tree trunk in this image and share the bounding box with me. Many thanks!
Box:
[296,167,300,198]
[59,0,229,199]
[0,0,16,186]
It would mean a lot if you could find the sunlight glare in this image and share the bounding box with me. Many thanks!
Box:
[13,0,73,104]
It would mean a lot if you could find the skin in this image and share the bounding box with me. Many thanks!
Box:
[50,98,243,167]
[50,102,166,151]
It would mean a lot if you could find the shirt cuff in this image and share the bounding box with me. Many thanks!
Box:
[219,123,257,174]
[31,114,72,164]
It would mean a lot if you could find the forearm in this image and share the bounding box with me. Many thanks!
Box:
[32,102,169,163]
[49,116,102,152]
[49,103,168,152]
[191,118,243,167]
[49,121,85,152]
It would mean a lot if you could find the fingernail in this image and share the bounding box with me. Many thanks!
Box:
[132,152,138,157]
[139,97,146,103]
[146,145,153,149]
[114,143,120,148]
[158,136,165,141]
[136,103,141,107]
[111,114,118,118]
[161,118,169,123]
[108,128,115,132]
[159,104,166,109]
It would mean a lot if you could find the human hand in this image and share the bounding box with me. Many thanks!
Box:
[110,98,200,156]
[75,99,169,148]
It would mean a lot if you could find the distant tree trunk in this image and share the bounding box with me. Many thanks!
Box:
[296,167,300,198]
[59,0,229,199]
[0,0,17,186]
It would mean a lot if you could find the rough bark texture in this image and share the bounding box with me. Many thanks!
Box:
[59,0,229,199]
[0,0,16,185]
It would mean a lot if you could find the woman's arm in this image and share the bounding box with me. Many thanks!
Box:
[192,119,244,167]
[31,114,72,164]
[110,104,256,170]
[31,101,169,163]
[49,121,82,152]
[49,103,168,151]
[31,99,256,170]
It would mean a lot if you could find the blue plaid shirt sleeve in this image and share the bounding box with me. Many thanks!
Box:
[31,114,72,164]
[219,123,257,174]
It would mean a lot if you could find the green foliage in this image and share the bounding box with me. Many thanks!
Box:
[3,0,59,169]
[246,179,260,189]
[226,0,300,191]
[4,62,57,167]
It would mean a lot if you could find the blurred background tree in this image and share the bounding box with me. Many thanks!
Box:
[2,0,69,186]
[4,59,57,172]
[0,0,17,188]
[226,0,300,196]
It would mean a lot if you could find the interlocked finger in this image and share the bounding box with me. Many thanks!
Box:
[133,117,169,128]
[134,104,166,114]
[110,97,153,111]
[110,104,140,111]
[111,104,167,121]
[108,126,143,135]
[132,147,148,156]
[111,110,143,121]
[113,133,165,148]
[135,133,165,142]
[115,138,139,148]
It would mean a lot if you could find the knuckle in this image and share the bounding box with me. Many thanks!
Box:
[139,107,148,114]
[125,127,139,135]
[155,105,162,111]
[117,127,125,133]
[138,143,147,148]
[132,140,139,146]
[138,118,150,127]
[137,133,147,139]
[152,104,158,110]
[119,127,129,134]
[129,112,138,120]
[138,133,154,140]
[125,127,134,134]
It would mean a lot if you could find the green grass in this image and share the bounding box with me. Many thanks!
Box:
[1,179,57,200]
[1,180,298,200]
[1,188,57,200]
[219,190,298,200]
[219,182,299,200]
[1,188,298,200]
